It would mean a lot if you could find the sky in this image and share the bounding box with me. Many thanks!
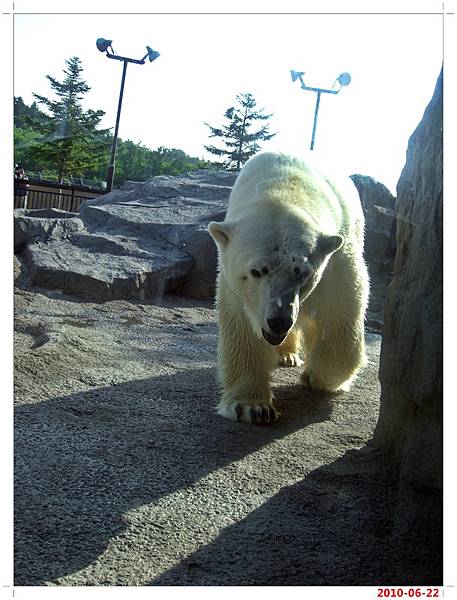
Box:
[13,9,444,193]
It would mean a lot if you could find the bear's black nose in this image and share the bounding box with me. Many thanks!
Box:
[267,316,293,334]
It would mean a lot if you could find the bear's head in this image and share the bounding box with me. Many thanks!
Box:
[208,209,343,345]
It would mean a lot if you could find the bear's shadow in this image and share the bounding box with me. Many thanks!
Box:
[14,365,335,585]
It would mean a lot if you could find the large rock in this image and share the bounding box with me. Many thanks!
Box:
[374,68,443,490]
[371,69,443,584]
[14,208,83,253]
[14,170,236,301]
[350,175,396,330]
[14,165,399,311]
[350,175,396,271]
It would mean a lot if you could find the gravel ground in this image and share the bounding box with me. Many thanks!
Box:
[14,256,438,586]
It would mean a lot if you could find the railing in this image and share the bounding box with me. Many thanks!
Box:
[14,178,106,212]
[25,171,107,189]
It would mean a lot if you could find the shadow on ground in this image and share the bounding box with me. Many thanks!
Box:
[150,445,442,586]
[15,359,441,586]
[15,366,336,585]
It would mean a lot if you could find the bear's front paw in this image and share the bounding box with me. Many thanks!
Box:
[278,352,304,368]
[217,401,280,425]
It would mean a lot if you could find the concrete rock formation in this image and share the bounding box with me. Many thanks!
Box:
[350,175,396,330]
[374,69,443,580]
[14,166,394,325]
[14,170,236,301]
[374,68,443,489]
[14,208,84,254]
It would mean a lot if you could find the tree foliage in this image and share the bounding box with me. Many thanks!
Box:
[14,56,217,187]
[14,97,47,129]
[24,56,110,182]
[14,98,53,172]
[93,143,213,187]
[204,92,276,171]
[15,96,214,187]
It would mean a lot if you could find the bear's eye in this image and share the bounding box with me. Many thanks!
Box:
[250,269,262,278]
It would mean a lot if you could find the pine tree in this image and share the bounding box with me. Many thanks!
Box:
[14,96,47,129]
[28,57,110,183]
[204,93,276,171]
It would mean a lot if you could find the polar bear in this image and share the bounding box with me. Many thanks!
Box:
[208,152,369,425]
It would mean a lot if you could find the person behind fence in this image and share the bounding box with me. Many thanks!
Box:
[14,165,29,207]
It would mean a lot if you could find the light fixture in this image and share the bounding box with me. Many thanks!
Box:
[144,46,160,63]
[290,68,351,150]
[96,38,113,53]
[290,70,305,83]
[337,72,351,87]
[96,37,160,192]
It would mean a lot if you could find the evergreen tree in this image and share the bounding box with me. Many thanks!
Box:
[111,144,214,186]
[27,57,110,182]
[14,90,216,185]
[14,96,47,129]
[14,96,53,172]
[14,125,47,173]
[204,92,276,171]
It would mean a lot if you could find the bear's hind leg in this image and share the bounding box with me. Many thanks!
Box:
[304,319,366,393]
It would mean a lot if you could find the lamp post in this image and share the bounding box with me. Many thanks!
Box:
[290,70,351,151]
[96,38,160,192]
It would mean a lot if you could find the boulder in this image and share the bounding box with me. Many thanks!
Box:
[14,171,236,302]
[14,165,400,312]
[14,209,83,254]
[371,68,443,584]
[350,175,396,271]
[350,175,396,330]
[374,68,443,491]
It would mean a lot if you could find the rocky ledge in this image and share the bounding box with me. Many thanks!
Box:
[14,166,394,329]
[14,170,236,302]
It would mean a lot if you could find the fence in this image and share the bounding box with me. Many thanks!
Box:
[25,171,107,190]
[14,178,106,212]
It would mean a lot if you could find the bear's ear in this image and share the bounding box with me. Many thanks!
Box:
[208,221,233,247]
[319,234,344,256]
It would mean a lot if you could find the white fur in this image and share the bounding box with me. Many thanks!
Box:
[208,152,369,425]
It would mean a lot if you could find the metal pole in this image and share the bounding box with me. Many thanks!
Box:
[106,59,128,192]
[310,91,321,151]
